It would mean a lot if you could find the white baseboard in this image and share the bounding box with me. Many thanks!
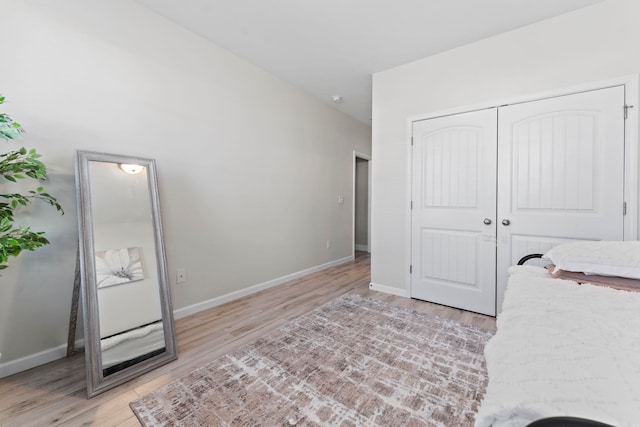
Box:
[0,338,86,379]
[0,256,353,379]
[173,255,354,319]
[1,343,62,379]
[354,244,369,252]
[368,282,410,298]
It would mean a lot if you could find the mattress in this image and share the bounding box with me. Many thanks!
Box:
[101,321,165,370]
[475,266,640,427]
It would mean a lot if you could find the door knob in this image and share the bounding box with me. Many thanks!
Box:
[501,219,511,226]
[483,218,492,225]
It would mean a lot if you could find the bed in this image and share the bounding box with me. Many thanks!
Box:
[475,241,640,427]
[101,320,166,376]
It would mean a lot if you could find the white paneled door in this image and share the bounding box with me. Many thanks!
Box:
[411,85,626,316]
[411,109,498,316]
[496,86,625,310]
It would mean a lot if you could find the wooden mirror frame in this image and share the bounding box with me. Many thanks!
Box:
[75,150,177,398]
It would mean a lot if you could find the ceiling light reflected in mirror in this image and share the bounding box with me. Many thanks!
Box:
[119,164,144,175]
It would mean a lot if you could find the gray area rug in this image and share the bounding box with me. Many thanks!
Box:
[130,294,493,426]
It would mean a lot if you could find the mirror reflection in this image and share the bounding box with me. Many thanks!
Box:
[88,161,166,376]
[75,151,177,398]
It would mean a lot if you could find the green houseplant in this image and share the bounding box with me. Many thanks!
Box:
[0,95,63,270]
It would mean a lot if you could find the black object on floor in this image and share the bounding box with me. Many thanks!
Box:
[526,416,616,427]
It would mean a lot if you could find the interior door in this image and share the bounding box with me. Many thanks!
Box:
[496,86,626,311]
[411,108,497,316]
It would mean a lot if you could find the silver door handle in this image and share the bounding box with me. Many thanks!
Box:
[483,218,492,225]
[502,219,511,226]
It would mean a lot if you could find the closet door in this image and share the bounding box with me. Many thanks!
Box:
[411,109,497,316]
[496,86,626,311]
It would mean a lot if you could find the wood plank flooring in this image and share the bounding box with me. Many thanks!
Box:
[0,252,495,426]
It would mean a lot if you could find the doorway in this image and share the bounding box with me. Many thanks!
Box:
[353,152,371,257]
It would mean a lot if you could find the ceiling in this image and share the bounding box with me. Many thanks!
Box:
[135,0,602,125]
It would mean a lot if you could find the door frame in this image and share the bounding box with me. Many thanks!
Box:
[406,74,639,296]
[353,151,372,257]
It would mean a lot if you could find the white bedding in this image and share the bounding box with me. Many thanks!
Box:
[475,266,640,427]
[101,321,165,369]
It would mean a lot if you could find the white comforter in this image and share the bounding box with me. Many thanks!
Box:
[475,266,640,427]
[101,322,165,368]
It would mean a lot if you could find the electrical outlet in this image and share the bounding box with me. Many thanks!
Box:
[326,240,331,249]
[176,268,186,284]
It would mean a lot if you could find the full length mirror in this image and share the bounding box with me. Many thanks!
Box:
[75,151,177,397]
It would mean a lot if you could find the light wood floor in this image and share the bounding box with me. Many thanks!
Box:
[0,252,496,426]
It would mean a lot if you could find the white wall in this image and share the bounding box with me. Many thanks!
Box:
[0,0,370,373]
[371,0,640,292]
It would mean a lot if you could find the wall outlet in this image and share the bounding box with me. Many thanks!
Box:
[326,239,331,249]
[176,268,187,284]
